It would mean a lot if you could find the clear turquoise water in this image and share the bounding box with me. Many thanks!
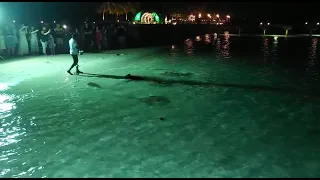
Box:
[0,35,320,177]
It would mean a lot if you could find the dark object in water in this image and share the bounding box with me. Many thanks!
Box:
[124,74,133,78]
[131,96,171,106]
[125,74,171,87]
[116,53,125,56]
[87,82,101,88]
[124,74,143,80]
[160,117,164,121]
[163,71,193,77]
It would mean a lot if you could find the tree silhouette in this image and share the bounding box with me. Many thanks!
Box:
[98,2,139,21]
[283,25,292,36]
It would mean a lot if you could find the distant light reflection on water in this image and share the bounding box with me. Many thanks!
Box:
[184,38,194,56]
[221,35,231,59]
[307,38,319,81]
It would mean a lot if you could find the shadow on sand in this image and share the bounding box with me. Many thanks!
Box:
[79,72,319,98]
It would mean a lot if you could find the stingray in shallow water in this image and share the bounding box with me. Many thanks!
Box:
[130,96,171,106]
[124,74,144,80]
[87,82,102,88]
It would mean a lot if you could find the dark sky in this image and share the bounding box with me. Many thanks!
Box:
[1,2,320,25]
[0,2,99,24]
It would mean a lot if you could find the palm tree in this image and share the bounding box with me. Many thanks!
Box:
[260,24,269,36]
[121,3,129,21]
[119,2,139,21]
[98,2,114,20]
[98,2,140,21]
[127,2,139,20]
[114,3,124,20]
[98,2,123,21]
[283,25,292,36]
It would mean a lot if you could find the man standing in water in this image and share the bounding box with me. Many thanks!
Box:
[67,34,83,75]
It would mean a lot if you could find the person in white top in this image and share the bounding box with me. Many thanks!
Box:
[67,34,83,75]
[30,26,39,54]
[18,24,29,56]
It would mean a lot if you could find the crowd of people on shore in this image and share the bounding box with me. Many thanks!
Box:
[0,21,128,59]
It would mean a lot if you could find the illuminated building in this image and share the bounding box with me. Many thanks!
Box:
[167,12,231,25]
[134,12,160,24]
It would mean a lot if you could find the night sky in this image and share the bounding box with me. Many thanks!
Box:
[1,2,320,25]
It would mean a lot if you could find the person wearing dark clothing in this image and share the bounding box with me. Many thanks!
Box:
[54,24,65,53]
[84,23,93,52]
[26,27,31,53]
[79,26,85,50]
[100,26,107,50]
[116,24,127,49]
[106,24,116,50]
[40,26,51,55]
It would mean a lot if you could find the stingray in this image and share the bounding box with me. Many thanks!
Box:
[87,82,102,88]
[130,96,171,106]
[124,74,144,80]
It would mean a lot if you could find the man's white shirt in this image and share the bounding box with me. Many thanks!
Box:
[69,38,78,55]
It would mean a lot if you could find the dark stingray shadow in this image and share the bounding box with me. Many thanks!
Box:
[78,72,320,98]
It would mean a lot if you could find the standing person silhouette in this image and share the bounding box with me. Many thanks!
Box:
[84,23,93,52]
[40,26,50,55]
[67,34,83,75]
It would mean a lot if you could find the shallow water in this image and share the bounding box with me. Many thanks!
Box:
[1,35,320,177]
